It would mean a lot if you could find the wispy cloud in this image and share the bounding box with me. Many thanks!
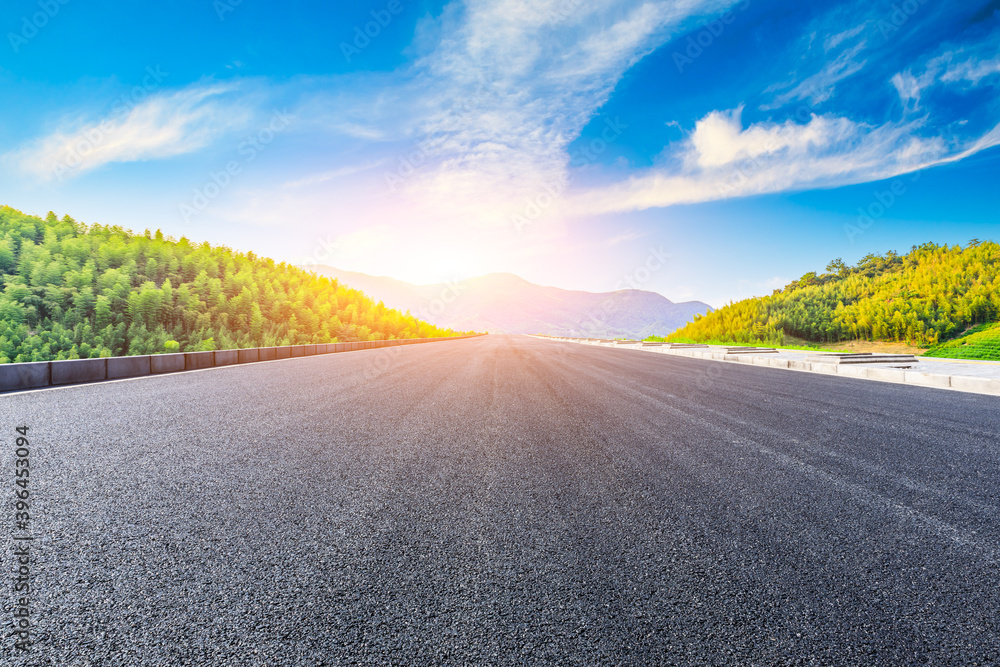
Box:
[568,106,1000,215]
[7,83,251,180]
[280,161,384,189]
[305,0,744,228]
[764,40,868,109]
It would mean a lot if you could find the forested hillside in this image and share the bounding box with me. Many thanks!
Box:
[668,241,999,352]
[0,206,464,363]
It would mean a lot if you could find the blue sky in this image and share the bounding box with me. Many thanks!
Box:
[1,0,997,307]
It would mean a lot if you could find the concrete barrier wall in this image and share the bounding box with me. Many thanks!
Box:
[108,356,151,379]
[51,358,107,385]
[0,362,51,391]
[151,353,185,374]
[215,350,238,366]
[185,351,215,370]
[0,335,484,392]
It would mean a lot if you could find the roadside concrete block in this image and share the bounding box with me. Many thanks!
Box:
[768,358,790,369]
[291,346,305,357]
[866,368,907,383]
[185,351,215,370]
[259,347,277,361]
[836,366,870,379]
[949,375,1000,396]
[238,348,260,364]
[752,356,772,367]
[0,362,50,391]
[51,358,107,385]
[334,343,346,352]
[904,371,951,389]
[812,363,840,375]
[107,356,150,379]
[276,347,291,359]
[215,350,238,366]
[303,345,317,356]
[150,353,185,374]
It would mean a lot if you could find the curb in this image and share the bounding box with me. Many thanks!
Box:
[538,336,1000,398]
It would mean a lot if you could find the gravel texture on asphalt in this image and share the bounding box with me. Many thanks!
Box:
[2,334,999,665]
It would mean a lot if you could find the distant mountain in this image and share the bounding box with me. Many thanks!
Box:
[301,266,713,339]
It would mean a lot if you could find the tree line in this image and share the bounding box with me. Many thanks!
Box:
[668,241,1000,348]
[0,206,468,363]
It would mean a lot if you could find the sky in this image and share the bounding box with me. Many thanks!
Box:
[0,0,998,307]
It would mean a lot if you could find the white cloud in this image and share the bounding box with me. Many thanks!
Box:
[891,71,924,111]
[824,23,867,51]
[280,161,384,189]
[568,106,1000,215]
[325,0,744,228]
[939,55,1000,86]
[8,84,250,180]
[686,105,856,169]
[765,40,868,109]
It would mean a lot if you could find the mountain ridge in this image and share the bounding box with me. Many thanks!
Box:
[300,265,713,339]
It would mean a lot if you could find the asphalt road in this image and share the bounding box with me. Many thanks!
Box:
[3,334,1000,665]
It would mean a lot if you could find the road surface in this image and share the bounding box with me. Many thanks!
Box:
[3,334,999,665]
